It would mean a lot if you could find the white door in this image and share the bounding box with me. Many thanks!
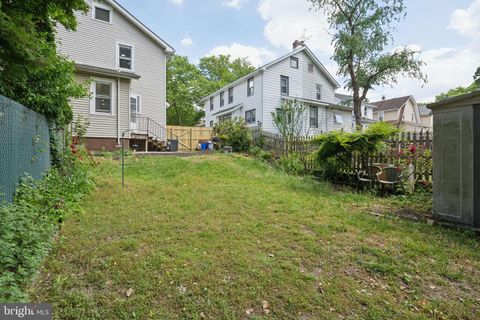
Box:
[130,95,140,130]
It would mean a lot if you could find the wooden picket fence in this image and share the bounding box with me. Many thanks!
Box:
[251,126,433,181]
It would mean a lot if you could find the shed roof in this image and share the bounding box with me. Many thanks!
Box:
[428,91,480,110]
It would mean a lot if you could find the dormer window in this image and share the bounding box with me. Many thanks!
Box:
[92,3,112,23]
[117,43,133,71]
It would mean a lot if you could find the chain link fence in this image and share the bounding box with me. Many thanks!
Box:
[0,95,51,203]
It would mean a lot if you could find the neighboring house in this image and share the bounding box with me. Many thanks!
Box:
[371,96,430,131]
[335,93,377,130]
[203,41,354,136]
[56,0,174,151]
[418,104,433,129]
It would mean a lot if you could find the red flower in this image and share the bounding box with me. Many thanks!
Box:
[409,145,417,154]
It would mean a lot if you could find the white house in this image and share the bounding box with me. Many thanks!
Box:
[371,96,430,132]
[335,93,377,130]
[56,0,174,151]
[203,41,354,136]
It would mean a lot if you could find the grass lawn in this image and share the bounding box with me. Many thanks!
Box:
[29,154,480,319]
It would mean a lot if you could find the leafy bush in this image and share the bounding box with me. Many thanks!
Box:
[0,145,94,302]
[276,153,305,175]
[214,119,253,152]
[313,122,398,181]
[249,146,274,162]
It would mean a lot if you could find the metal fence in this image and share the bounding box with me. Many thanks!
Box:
[0,95,51,203]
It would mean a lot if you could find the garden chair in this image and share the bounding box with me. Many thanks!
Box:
[357,165,381,192]
[376,167,404,195]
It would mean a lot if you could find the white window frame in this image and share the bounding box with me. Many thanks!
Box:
[280,75,289,96]
[290,57,299,69]
[92,2,112,24]
[316,84,322,100]
[130,94,141,114]
[245,109,256,124]
[116,41,134,72]
[247,77,254,97]
[334,114,343,124]
[309,106,319,128]
[90,77,116,116]
[379,111,385,122]
[220,91,225,107]
[210,97,214,111]
[228,88,234,104]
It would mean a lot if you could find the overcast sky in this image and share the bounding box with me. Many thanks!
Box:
[117,0,480,102]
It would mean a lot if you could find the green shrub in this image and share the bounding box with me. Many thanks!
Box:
[0,146,94,302]
[249,146,274,162]
[313,122,398,181]
[214,119,253,152]
[276,153,305,175]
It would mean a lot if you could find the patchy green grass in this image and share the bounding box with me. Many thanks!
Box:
[29,155,480,319]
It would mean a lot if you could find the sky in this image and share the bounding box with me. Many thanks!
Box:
[117,0,480,102]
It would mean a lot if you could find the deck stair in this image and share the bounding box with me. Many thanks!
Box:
[131,116,178,151]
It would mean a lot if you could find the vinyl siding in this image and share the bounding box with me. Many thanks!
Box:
[262,51,339,134]
[71,73,129,139]
[57,0,168,137]
[205,73,263,127]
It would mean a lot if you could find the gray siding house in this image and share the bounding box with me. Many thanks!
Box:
[203,42,354,136]
[57,0,174,150]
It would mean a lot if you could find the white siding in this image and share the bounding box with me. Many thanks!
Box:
[205,73,263,127]
[71,73,129,139]
[57,0,168,138]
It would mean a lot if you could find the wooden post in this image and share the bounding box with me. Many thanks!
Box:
[190,128,193,152]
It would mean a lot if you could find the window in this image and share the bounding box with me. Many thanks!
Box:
[210,97,214,111]
[308,62,314,73]
[210,120,214,128]
[309,106,318,128]
[290,57,299,69]
[219,113,232,123]
[247,77,254,96]
[245,109,256,124]
[316,84,322,100]
[334,114,343,124]
[280,76,289,96]
[363,106,368,117]
[411,113,414,122]
[220,92,225,107]
[228,88,234,104]
[118,44,133,71]
[94,82,112,114]
[130,95,140,114]
[93,4,111,23]
[379,111,384,121]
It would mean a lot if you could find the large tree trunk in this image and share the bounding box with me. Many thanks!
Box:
[353,93,363,131]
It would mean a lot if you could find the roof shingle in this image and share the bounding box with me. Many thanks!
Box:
[371,96,412,112]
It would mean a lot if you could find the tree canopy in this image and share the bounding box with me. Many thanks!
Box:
[435,67,480,101]
[167,54,255,126]
[0,0,88,124]
[308,0,426,129]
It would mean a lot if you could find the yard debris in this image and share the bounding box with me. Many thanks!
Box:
[245,308,254,315]
[262,300,269,309]
[126,288,134,297]
[268,253,275,258]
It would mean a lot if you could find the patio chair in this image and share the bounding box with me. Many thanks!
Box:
[376,167,404,195]
[357,165,381,192]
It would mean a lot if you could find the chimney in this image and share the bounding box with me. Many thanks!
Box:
[292,40,305,50]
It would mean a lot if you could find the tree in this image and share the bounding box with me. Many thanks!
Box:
[0,0,88,125]
[198,55,256,93]
[308,0,426,130]
[166,56,205,126]
[271,99,309,153]
[435,66,480,101]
